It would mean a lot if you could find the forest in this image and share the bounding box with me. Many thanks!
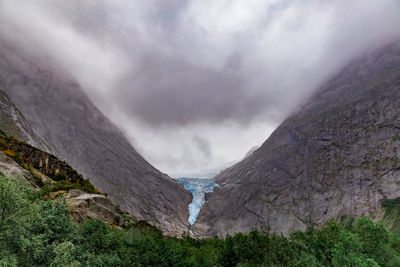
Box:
[1,173,400,267]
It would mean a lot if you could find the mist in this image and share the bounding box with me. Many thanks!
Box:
[1,0,400,174]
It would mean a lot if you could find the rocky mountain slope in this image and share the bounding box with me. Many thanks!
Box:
[0,40,191,236]
[0,90,49,151]
[0,129,131,228]
[195,40,400,237]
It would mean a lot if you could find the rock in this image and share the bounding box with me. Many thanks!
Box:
[0,150,39,188]
[66,189,130,228]
[195,40,400,237]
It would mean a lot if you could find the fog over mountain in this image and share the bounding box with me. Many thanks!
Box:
[1,0,399,174]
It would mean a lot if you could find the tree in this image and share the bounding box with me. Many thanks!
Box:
[219,235,238,267]
[0,174,31,230]
[50,242,80,267]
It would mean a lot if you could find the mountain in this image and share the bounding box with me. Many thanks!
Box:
[0,40,191,235]
[194,40,400,237]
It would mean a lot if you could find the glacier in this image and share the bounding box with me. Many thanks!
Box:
[176,178,218,226]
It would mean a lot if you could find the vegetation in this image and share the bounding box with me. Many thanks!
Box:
[391,135,400,142]
[381,198,400,234]
[39,179,99,197]
[382,198,400,216]
[1,173,400,266]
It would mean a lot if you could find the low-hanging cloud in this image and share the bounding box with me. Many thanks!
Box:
[1,0,400,174]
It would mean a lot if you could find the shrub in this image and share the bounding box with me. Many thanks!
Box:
[52,171,68,181]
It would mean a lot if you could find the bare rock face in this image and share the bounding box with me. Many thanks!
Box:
[0,40,191,236]
[0,90,48,151]
[195,41,400,237]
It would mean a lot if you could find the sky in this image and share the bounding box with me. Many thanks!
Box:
[1,0,400,175]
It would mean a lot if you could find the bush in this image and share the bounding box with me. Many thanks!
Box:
[382,198,400,215]
[52,171,68,181]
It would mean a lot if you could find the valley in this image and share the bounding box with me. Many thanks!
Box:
[1,1,400,265]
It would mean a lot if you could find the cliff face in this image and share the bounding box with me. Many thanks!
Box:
[195,41,400,237]
[0,90,48,151]
[0,41,191,236]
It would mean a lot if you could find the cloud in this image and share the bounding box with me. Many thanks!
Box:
[1,0,400,174]
[193,135,212,158]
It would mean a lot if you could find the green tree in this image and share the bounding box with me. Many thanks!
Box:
[331,231,378,267]
[219,235,238,267]
[79,219,111,253]
[0,174,31,230]
[50,241,80,267]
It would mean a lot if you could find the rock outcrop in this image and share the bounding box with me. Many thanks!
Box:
[195,40,400,237]
[0,40,191,236]
[65,189,132,228]
[0,132,90,184]
[0,150,37,188]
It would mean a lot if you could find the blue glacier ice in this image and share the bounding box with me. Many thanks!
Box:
[176,178,219,226]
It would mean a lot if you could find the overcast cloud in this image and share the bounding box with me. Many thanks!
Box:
[1,0,400,175]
